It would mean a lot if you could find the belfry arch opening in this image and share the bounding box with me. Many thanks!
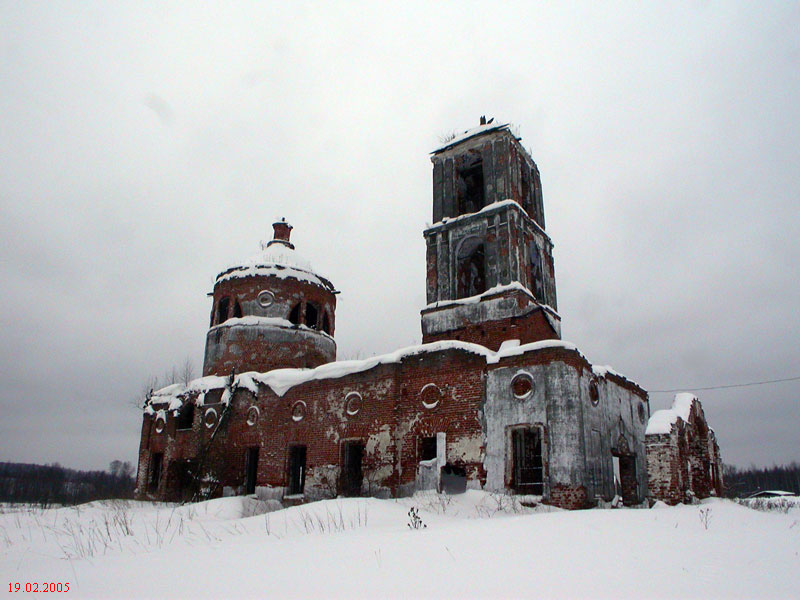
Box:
[288,303,301,325]
[322,312,331,334]
[216,297,230,324]
[305,303,319,329]
[456,154,485,215]
[456,237,486,299]
[233,300,242,318]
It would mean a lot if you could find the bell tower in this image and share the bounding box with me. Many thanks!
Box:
[420,119,561,351]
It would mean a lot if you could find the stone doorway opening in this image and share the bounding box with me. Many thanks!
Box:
[287,445,306,495]
[341,441,365,497]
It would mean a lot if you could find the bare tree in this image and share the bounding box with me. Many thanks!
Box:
[180,356,195,385]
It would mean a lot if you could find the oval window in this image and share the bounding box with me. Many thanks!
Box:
[204,408,218,429]
[291,401,306,422]
[420,383,443,410]
[511,373,534,399]
[345,392,362,416]
[589,379,600,406]
[154,417,166,434]
[246,406,260,426]
[257,290,274,308]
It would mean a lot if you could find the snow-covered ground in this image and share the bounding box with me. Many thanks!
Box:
[1,492,798,598]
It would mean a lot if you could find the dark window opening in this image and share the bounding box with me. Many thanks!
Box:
[288,303,301,325]
[204,389,223,404]
[456,238,486,299]
[441,464,467,494]
[511,428,543,494]
[245,447,259,495]
[456,156,485,215]
[149,453,163,493]
[176,403,194,430]
[341,441,365,497]
[217,297,230,324]
[233,300,243,318]
[520,164,531,211]
[305,303,319,329]
[322,312,331,334]
[287,445,306,495]
[529,241,544,301]
[420,437,437,461]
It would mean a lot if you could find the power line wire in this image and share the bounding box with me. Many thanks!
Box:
[649,375,800,394]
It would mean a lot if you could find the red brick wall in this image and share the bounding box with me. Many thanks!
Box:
[422,307,559,352]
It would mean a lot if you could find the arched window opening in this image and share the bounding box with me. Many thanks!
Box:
[520,164,531,211]
[217,297,230,324]
[322,312,331,334]
[176,403,194,430]
[529,241,544,301]
[288,303,301,325]
[233,300,243,318]
[456,237,486,299]
[456,154,485,216]
[305,303,319,329]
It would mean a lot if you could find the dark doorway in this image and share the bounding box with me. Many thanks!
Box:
[341,441,365,497]
[245,447,259,495]
[148,453,163,493]
[287,446,306,495]
[166,460,194,502]
[441,464,467,494]
[617,454,638,506]
[511,428,544,494]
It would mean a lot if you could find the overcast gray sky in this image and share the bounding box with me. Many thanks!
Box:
[1,2,798,471]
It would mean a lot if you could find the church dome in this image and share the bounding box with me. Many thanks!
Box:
[214,218,335,292]
[203,219,338,376]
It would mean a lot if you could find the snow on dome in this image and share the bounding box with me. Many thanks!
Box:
[646,393,698,435]
[215,238,335,291]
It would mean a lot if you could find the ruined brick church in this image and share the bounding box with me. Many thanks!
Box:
[137,120,721,509]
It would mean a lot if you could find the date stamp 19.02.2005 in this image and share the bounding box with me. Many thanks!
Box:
[9,582,69,593]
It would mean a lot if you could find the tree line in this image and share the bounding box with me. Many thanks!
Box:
[723,462,800,497]
[0,461,135,506]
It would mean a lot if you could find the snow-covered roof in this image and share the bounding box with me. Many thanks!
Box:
[423,281,558,317]
[646,393,698,435]
[425,199,549,241]
[146,338,632,411]
[432,122,511,154]
[215,242,335,291]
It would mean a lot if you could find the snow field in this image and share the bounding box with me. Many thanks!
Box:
[1,492,798,598]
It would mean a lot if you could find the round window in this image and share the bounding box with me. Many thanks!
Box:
[589,379,600,406]
[511,373,534,399]
[420,383,443,409]
[257,290,275,308]
[291,401,306,422]
[154,417,166,434]
[246,406,260,426]
[345,392,362,416]
[204,408,218,429]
